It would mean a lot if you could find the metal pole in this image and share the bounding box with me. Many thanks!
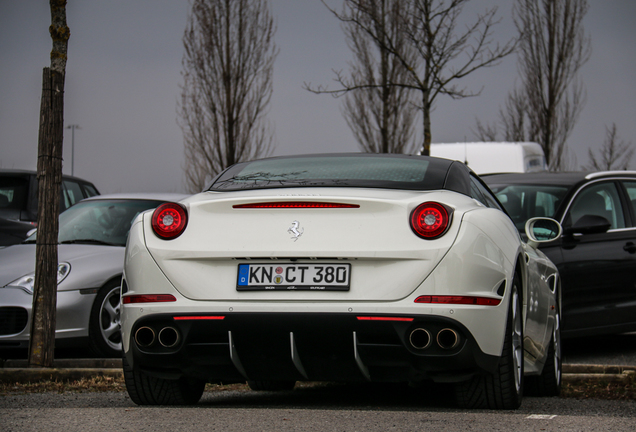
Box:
[66,124,80,176]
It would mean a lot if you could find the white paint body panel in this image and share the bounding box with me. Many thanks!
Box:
[122,187,558,368]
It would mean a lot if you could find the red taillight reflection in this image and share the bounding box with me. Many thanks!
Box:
[356,316,414,322]
[414,295,501,306]
[152,202,187,240]
[122,294,177,304]
[410,202,450,239]
[173,316,225,320]
[233,201,360,209]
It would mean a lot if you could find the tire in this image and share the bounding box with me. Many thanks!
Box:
[455,275,524,409]
[123,354,205,405]
[88,279,122,358]
[247,380,296,391]
[526,303,561,397]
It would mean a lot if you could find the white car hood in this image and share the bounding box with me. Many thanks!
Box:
[0,244,124,290]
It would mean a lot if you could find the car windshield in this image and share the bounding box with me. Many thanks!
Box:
[210,155,452,191]
[26,199,165,247]
[488,184,569,232]
[0,176,29,219]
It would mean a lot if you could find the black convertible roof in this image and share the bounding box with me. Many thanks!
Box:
[209,153,473,194]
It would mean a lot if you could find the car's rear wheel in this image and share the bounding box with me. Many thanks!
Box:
[247,380,296,391]
[123,354,205,405]
[455,274,524,409]
[526,303,561,396]
[88,279,122,358]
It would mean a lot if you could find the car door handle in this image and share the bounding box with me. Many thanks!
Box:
[624,242,636,254]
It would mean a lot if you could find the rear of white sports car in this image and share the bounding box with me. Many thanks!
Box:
[121,154,559,408]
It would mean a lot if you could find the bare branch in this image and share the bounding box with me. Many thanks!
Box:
[473,0,591,171]
[584,123,634,171]
[514,0,591,170]
[311,0,516,155]
[178,0,278,193]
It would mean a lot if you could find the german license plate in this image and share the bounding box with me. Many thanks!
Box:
[237,263,351,291]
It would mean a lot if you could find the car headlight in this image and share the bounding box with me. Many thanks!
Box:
[6,262,71,294]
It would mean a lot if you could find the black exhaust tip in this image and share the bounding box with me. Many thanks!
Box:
[409,328,432,350]
[437,328,459,350]
[135,326,156,348]
[158,326,180,348]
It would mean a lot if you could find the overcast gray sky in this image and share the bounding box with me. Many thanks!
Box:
[1,1,635,194]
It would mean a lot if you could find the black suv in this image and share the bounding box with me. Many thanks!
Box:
[484,171,636,338]
[0,169,100,245]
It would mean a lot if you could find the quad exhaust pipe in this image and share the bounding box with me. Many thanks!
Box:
[158,326,180,348]
[135,325,181,348]
[134,326,156,348]
[436,328,459,350]
[408,327,459,350]
[409,328,432,350]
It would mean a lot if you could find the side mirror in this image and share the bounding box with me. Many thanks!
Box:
[567,214,611,235]
[525,217,562,249]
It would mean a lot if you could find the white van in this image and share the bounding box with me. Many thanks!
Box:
[420,142,547,174]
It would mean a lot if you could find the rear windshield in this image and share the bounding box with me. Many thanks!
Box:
[209,155,451,191]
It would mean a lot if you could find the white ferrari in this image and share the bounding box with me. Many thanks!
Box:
[121,154,562,409]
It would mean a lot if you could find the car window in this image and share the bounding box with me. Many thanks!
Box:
[28,199,166,247]
[82,183,99,198]
[489,184,568,232]
[469,176,502,211]
[623,181,636,218]
[566,182,625,230]
[0,177,29,211]
[62,180,84,211]
[210,155,453,191]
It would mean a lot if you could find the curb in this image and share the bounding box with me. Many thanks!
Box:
[562,364,636,383]
[0,368,123,383]
[0,359,123,384]
[1,360,635,384]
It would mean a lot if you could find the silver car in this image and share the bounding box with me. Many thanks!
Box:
[0,193,187,357]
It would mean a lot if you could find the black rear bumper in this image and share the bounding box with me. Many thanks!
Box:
[126,312,499,384]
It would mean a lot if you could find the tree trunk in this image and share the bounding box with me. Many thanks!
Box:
[421,92,431,156]
[29,67,65,368]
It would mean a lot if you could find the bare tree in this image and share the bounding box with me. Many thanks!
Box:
[485,0,591,170]
[584,123,634,171]
[29,0,70,367]
[310,0,516,155]
[473,86,527,142]
[308,0,419,153]
[178,0,277,192]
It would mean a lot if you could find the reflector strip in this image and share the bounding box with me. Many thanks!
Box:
[173,316,225,321]
[356,316,414,322]
[122,294,177,304]
[414,295,501,306]
[233,201,360,209]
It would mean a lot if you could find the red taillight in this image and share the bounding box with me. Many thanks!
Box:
[233,201,360,209]
[414,295,501,306]
[356,316,414,322]
[122,294,177,304]
[410,202,450,239]
[173,316,225,320]
[152,202,187,240]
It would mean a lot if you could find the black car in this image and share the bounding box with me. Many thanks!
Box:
[0,218,34,247]
[484,171,636,338]
[0,169,100,246]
